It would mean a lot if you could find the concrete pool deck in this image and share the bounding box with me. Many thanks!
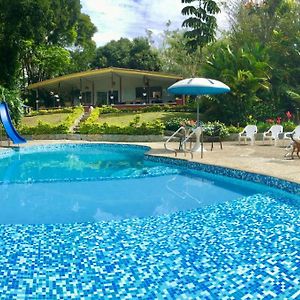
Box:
[2,139,299,184]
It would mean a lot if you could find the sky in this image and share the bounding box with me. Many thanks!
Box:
[80,0,229,47]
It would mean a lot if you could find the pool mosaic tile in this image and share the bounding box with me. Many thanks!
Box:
[145,154,300,195]
[0,194,299,299]
[0,144,299,298]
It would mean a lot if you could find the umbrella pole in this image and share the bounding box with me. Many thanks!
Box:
[197,98,200,126]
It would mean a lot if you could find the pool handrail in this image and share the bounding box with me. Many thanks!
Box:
[164,126,187,157]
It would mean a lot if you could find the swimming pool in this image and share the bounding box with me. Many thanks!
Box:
[0,143,299,299]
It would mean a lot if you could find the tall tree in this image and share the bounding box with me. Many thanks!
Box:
[0,0,96,87]
[181,0,220,52]
[228,0,300,115]
[129,38,161,71]
[158,27,203,76]
[67,13,97,73]
[92,38,161,71]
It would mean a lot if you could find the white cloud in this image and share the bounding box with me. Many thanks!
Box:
[80,0,229,47]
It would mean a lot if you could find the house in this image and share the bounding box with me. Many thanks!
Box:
[28,67,183,108]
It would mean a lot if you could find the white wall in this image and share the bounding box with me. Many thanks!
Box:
[89,75,176,105]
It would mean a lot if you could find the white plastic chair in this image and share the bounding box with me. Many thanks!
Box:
[238,125,257,145]
[283,125,300,144]
[262,125,283,146]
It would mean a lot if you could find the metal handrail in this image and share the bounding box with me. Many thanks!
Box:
[164,126,187,156]
[181,126,204,159]
[164,126,204,159]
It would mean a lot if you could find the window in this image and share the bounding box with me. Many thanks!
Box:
[97,92,107,106]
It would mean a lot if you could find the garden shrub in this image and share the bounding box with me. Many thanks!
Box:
[256,121,270,132]
[282,120,296,132]
[165,105,195,112]
[0,85,23,125]
[79,108,165,135]
[28,107,74,116]
[226,125,243,134]
[203,121,229,138]
[19,106,84,135]
[99,105,121,114]
[164,117,190,131]
[140,105,163,112]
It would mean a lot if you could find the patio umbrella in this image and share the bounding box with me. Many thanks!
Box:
[167,78,230,125]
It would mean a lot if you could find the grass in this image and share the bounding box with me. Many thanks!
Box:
[21,113,70,126]
[98,112,197,126]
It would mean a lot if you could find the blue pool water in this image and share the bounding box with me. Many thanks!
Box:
[0,143,292,225]
[0,144,299,299]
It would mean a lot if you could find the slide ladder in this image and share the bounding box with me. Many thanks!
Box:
[0,102,26,145]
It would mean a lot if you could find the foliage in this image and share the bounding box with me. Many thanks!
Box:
[256,121,271,133]
[281,120,296,132]
[203,121,229,138]
[21,40,71,84]
[99,106,121,114]
[69,43,96,73]
[92,37,161,71]
[79,108,165,135]
[28,108,74,116]
[181,0,220,52]
[140,105,164,112]
[226,125,243,134]
[225,0,300,120]
[19,106,83,135]
[164,117,190,131]
[0,86,23,124]
[158,27,203,77]
[0,0,96,87]
[202,41,271,124]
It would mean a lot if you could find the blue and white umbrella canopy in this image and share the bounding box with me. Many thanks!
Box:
[168,78,230,126]
[168,78,230,95]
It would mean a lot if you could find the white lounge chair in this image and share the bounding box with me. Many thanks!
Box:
[283,125,300,145]
[238,125,257,145]
[262,125,283,146]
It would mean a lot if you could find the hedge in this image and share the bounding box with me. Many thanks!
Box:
[19,106,84,135]
[78,108,165,135]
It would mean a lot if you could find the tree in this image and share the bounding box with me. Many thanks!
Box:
[202,42,271,124]
[158,28,203,77]
[0,86,23,124]
[21,40,71,84]
[93,38,132,69]
[129,38,161,71]
[92,38,161,71]
[181,0,221,52]
[0,0,96,87]
[227,0,300,115]
[68,13,97,73]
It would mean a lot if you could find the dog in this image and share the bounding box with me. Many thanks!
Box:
[285,133,300,159]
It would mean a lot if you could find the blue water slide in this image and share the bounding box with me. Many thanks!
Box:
[0,102,26,144]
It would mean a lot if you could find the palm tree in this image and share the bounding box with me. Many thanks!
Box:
[202,42,271,124]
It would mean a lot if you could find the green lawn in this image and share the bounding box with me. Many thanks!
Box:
[98,112,197,126]
[21,113,70,126]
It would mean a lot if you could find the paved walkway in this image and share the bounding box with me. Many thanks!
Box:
[144,141,300,183]
[2,139,299,183]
